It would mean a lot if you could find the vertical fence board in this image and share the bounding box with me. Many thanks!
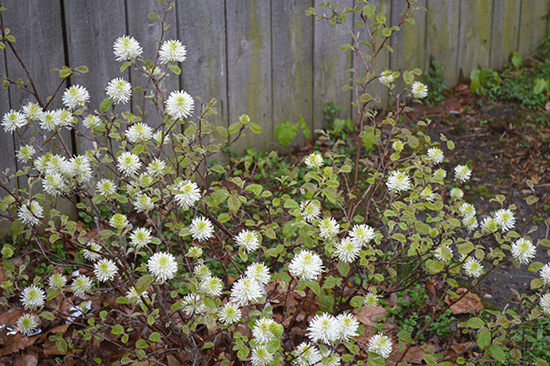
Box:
[272,0,313,149]
[127,1,178,127]
[491,0,521,68]
[312,0,354,132]
[457,0,493,80]
[390,0,426,86]
[64,0,128,155]
[226,0,271,153]
[0,45,17,193]
[519,0,550,55]
[176,0,227,128]
[425,0,460,87]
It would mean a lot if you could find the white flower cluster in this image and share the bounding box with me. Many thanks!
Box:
[306,312,359,344]
[386,170,411,193]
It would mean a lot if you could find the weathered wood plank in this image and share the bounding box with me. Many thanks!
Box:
[457,0,493,80]
[64,0,128,155]
[491,0,521,68]
[226,0,271,153]
[312,0,354,132]
[518,0,550,55]
[390,0,426,91]
[176,0,227,128]
[0,36,17,194]
[425,0,460,87]
[127,0,178,127]
[271,0,313,149]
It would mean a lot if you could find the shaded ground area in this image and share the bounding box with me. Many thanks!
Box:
[412,84,550,307]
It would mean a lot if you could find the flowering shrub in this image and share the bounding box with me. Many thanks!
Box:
[0,1,549,365]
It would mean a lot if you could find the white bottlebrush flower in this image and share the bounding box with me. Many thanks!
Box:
[48,273,67,289]
[22,102,42,122]
[113,35,143,61]
[292,342,322,366]
[83,115,102,130]
[420,186,436,202]
[368,334,393,359]
[245,263,271,285]
[364,291,379,307]
[148,252,178,283]
[39,110,59,131]
[463,257,483,278]
[235,230,260,252]
[511,238,536,265]
[16,314,40,336]
[2,110,27,133]
[16,145,36,163]
[43,173,67,196]
[230,277,263,306]
[392,140,404,153]
[426,147,444,164]
[289,250,324,280]
[462,215,479,232]
[20,285,45,310]
[253,318,281,345]
[307,313,340,344]
[71,275,93,297]
[186,246,203,258]
[106,78,132,104]
[62,85,90,109]
[201,276,224,297]
[181,294,207,316]
[480,217,498,234]
[165,90,194,120]
[146,158,167,177]
[56,109,76,129]
[194,264,211,280]
[153,130,170,146]
[349,224,375,247]
[540,293,550,315]
[130,227,153,249]
[304,152,323,168]
[450,187,464,201]
[133,193,154,213]
[83,241,102,262]
[386,170,411,193]
[540,263,550,285]
[334,238,360,263]
[174,180,201,209]
[190,217,214,241]
[251,347,274,366]
[379,69,394,87]
[159,39,187,63]
[434,245,452,263]
[411,81,428,99]
[117,151,142,176]
[109,213,129,231]
[94,259,118,282]
[433,168,447,181]
[126,123,153,144]
[96,178,117,199]
[67,156,92,183]
[301,201,321,222]
[1,244,15,258]
[458,203,475,218]
[337,313,359,341]
[494,208,515,232]
[454,165,471,183]
[18,201,43,226]
[318,217,340,239]
[126,286,148,306]
[218,302,242,325]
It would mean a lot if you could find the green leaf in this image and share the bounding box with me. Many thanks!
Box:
[120,61,132,72]
[245,184,263,196]
[275,121,298,146]
[116,296,129,304]
[338,261,350,276]
[228,121,241,135]
[511,52,522,69]
[135,274,154,293]
[249,122,262,134]
[203,342,214,349]
[426,259,444,274]
[237,347,250,360]
[403,70,414,85]
[297,115,311,138]
[149,332,162,342]
[41,311,55,320]
[397,330,412,342]
[476,329,491,350]
[148,12,159,19]
[528,261,544,272]
[100,97,114,113]
[3,259,15,272]
[533,78,549,95]
[169,65,181,75]
[136,339,149,349]
[228,194,241,212]
[367,353,385,366]
[350,296,365,307]
[210,189,229,204]
[56,339,68,354]
[111,324,125,335]
[467,317,484,329]
[489,345,506,363]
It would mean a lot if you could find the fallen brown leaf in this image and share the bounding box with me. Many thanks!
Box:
[445,288,483,315]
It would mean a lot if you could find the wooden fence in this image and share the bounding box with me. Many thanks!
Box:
[0,0,549,183]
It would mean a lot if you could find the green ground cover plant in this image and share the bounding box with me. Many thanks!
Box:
[0,1,549,365]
